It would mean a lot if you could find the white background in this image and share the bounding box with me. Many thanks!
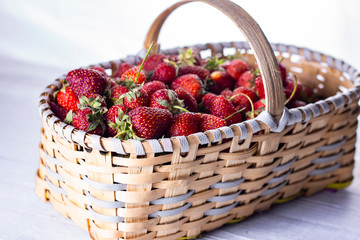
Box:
[0,0,360,73]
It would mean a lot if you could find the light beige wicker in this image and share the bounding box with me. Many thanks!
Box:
[35,0,360,239]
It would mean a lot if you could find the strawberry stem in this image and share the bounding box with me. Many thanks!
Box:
[173,105,189,113]
[224,107,245,120]
[229,93,255,119]
[135,41,154,84]
[284,75,298,105]
[115,130,127,138]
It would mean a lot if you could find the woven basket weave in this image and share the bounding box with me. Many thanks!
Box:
[35,0,360,239]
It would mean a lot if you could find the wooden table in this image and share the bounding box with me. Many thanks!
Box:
[1,56,359,240]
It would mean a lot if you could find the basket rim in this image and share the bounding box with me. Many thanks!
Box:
[38,41,360,155]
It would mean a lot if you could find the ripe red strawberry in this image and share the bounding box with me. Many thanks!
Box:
[220,89,233,99]
[200,93,217,113]
[199,114,226,132]
[301,85,314,102]
[254,99,265,110]
[287,100,306,108]
[284,76,302,100]
[66,68,107,98]
[110,85,129,103]
[168,112,201,137]
[123,89,149,109]
[233,87,258,101]
[109,79,117,88]
[171,74,203,101]
[105,105,127,137]
[255,76,265,99]
[209,96,242,125]
[91,66,108,76]
[151,62,176,84]
[174,87,197,112]
[141,54,166,72]
[141,81,166,98]
[128,107,173,139]
[178,65,210,81]
[210,71,235,91]
[57,86,79,111]
[231,87,258,112]
[284,88,292,101]
[236,70,254,88]
[121,66,146,84]
[115,62,132,78]
[205,80,221,94]
[279,62,287,85]
[73,108,105,135]
[150,89,185,114]
[248,99,266,119]
[50,102,69,121]
[226,59,249,80]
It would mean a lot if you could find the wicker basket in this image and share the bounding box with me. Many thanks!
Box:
[35,0,360,239]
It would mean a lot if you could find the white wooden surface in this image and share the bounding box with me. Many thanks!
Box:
[0,54,360,240]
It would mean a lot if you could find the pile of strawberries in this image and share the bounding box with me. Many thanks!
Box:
[50,48,315,140]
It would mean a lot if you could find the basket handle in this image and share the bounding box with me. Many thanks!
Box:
[144,0,284,119]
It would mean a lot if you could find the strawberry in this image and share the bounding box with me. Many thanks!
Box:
[301,85,314,103]
[105,105,127,137]
[178,65,210,81]
[150,89,186,114]
[200,93,217,113]
[73,108,105,135]
[205,79,221,94]
[210,71,235,91]
[233,87,258,101]
[236,70,254,88]
[109,79,117,88]
[209,95,242,125]
[251,99,266,118]
[141,54,166,72]
[80,93,107,109]
[57,86,79,111]
[231,87,258,112]
[220,89,233,99]
[151,62,177,84]
[254,99,265,110]
[91,66,108,76]
[255,76,265,99]
[128,107,173,139]
[279,62,287,85]
[110,85,129,103]
[287,100,306,108]
[115,62,132,78]
[141,81,166,98]
[199,114,226,132]
[284,76,302,100]
[123,89,149,109]
[168,112,201,137]
[171,74,203,101]
[66,68,107,98]
[174,87,198,112]
[120,66,146,84]
[226,59,249,80]
[50,102,69,121]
